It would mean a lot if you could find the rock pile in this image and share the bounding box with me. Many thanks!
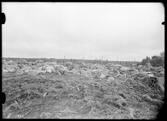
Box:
[2,59,164,119]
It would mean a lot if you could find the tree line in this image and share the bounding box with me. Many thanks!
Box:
[139,51,164,67]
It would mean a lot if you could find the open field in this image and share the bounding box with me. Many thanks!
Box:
[2,58,164,119]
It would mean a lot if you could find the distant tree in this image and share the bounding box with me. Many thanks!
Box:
[140,52,164,67]
[150,55,163,67]
[140,56,151,65]
[151,55,159,60]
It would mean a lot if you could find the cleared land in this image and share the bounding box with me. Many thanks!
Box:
[2,59,164,119]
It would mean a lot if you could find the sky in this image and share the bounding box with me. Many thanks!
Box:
[2,2,164,61]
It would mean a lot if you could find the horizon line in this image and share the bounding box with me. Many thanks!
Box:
[2,57,140,62]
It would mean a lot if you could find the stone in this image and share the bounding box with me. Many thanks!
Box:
[3,69,8,73]
[27,70,40,75]
[8,68,16,73]
[126,68,139,76]
[17,59,27,64]
[106,76,115,82]
[71,69,80,75]
[120,66,130,72]
[99,74,106,79]
[18,64,24,69]
[7,60,14,65]
[80,70,88,77]
[16,69,24,75]
[36,60,44,63]
[53,65,59,70]
[3,65,16,73]
[142,72,154,77]
[116,74,126,80]
[137,65,143,68]
[45,66,55,73]
[54,70,61,75]
[3,60,8,65]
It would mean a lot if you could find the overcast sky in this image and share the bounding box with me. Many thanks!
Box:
[2,2,164,61]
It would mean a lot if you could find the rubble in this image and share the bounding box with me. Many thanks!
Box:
[17,59,27,64]
[2,59,164,119]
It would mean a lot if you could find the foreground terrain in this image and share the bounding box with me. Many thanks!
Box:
[2,59,164,119]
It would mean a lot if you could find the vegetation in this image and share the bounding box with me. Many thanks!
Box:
[140,52,164,67]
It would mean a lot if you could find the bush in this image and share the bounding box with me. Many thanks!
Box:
[150,56,163,67]
[140,52,164,67]
[140,56,151,65]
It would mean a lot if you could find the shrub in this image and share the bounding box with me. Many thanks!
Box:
[140,52,164,67]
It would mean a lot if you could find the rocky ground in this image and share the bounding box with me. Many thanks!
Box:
[2,59,165,119]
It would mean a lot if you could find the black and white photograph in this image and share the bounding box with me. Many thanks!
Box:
[2,2,164,119]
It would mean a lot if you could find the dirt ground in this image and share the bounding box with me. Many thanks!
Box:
[2,71,164,119]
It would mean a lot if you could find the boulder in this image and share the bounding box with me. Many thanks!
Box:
[101,69,109,74]
[126,68,139,76]
[71,69,80,75]
[99,74,106,79]
[91,64,104,70]
[58,65,67,70]
[113,64,122,70]
[27,68,46,75]
[58,69,66,75]
[28,70,40,75]
[65,62,74,71]
[45,66,55,73]
[52,65,60,70]
[7,67,16,73]
[91,69,101,78]
[3,69,8,73]
[2,60,8,65]
[13,65,20,71]
[22,66,33,73]
[77,61,87,68]
[17,59,27,64]
[36,60,44,63]
[18,64,24,69]
[79,70,88,77]
[7,60,14,65]
[137,65,143,68]
[37,70,46,75]
[24,69,30,73]
[115,73,127,80]
[50,62,58,66]
[3,65,16,73]
[142,71,154,77]
[120,66,130,72]
[64,70,74,75]
[108,70,120,78]
[16,69,24,75]
[53,70,61,75]
[40,65,46,70]
[106,76,115,82]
